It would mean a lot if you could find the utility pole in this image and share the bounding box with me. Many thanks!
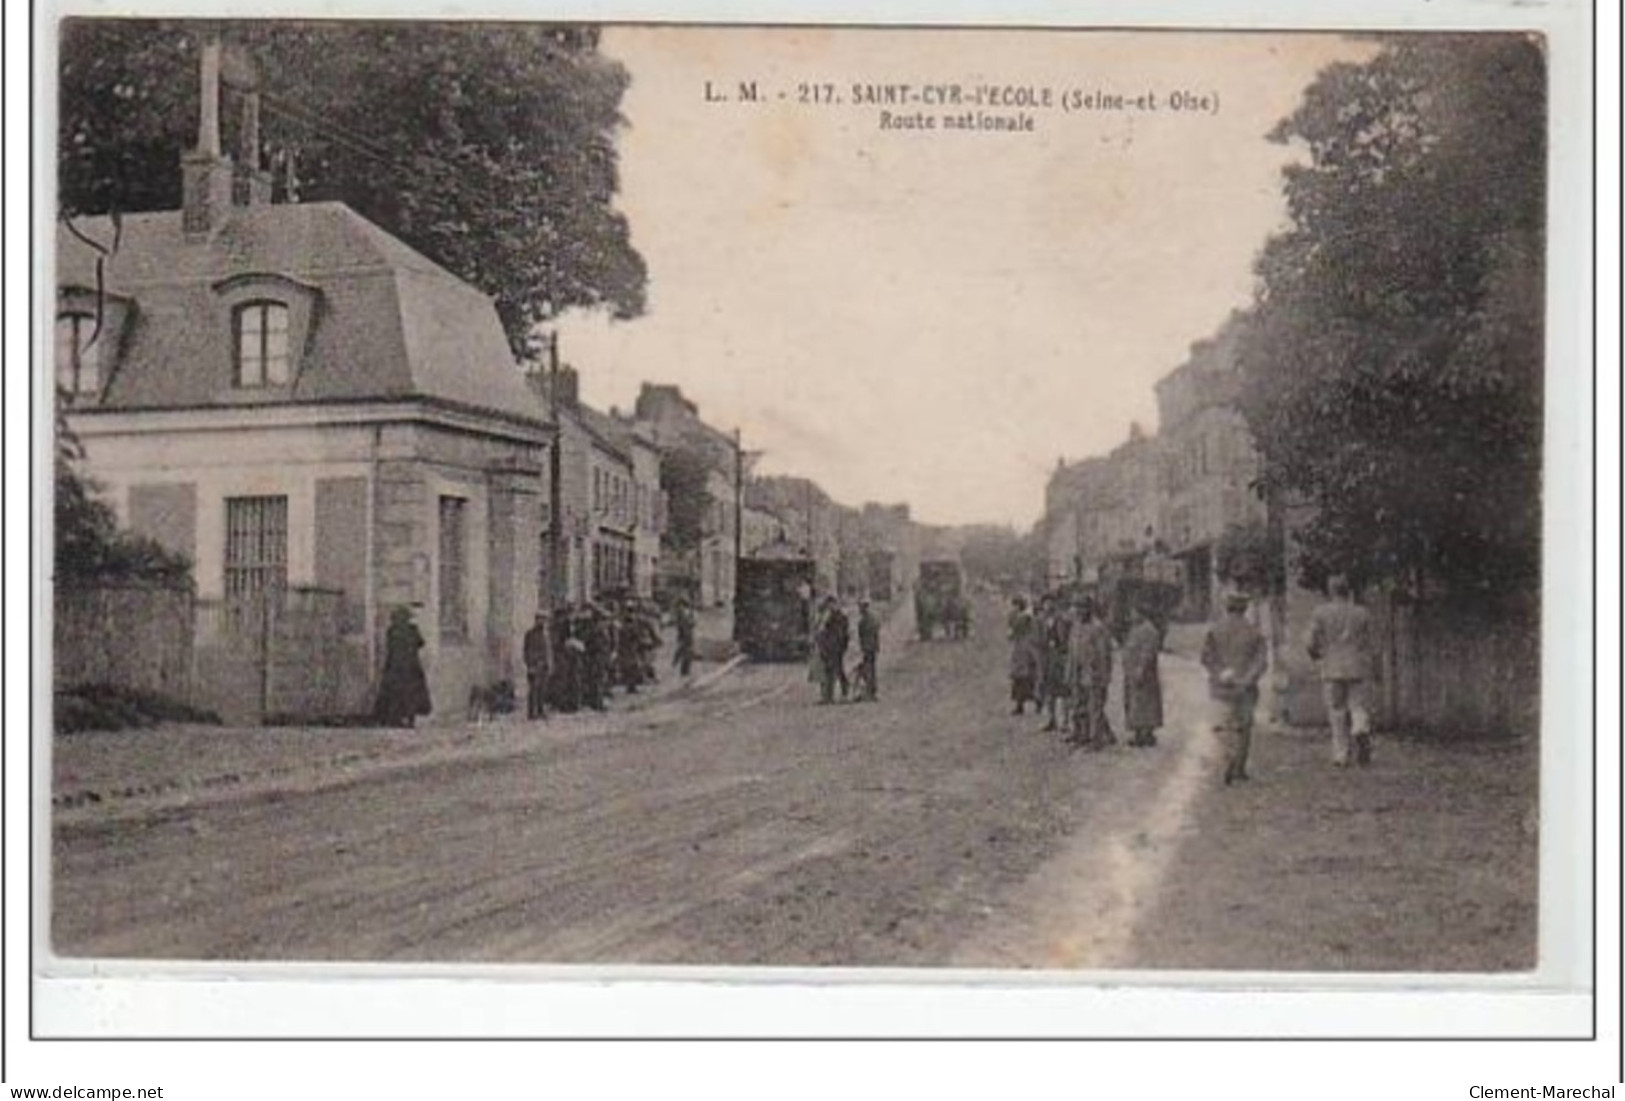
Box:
[733,427,745,568]
[546,331,565,612]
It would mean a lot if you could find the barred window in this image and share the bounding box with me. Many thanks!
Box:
[224,496,288,629]
[235,301,291,387]
[439,496,468,641]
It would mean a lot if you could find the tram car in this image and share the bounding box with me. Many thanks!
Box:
[915,558,970,640]
[734,544,816,662]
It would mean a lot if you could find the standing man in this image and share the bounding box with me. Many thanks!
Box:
[673,596,696,680]
[816,596,850,704]
[1308,575,1378,767]
[1201,591,1269,785]
[522,610,552,721]
[1007,596,1041,716]
[1121,601,1164,747]
[855,597,881,702]
[1066,595,1115,750]
[1038,594,1072,733]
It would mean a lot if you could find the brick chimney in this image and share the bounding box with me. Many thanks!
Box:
[182,37,269,235]
[181,37,234,235]
[555,365,580,409]
[222,43,272,207]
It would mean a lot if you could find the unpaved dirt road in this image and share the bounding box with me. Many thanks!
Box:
[52,595,1214,967]
[52,595,1535,972]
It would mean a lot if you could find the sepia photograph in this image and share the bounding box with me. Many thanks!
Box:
[35,6,1596,1052]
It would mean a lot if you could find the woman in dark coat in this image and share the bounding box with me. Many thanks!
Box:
[1122,603,1165,747]
[1007,596,1041,715]
[376,606,432,728]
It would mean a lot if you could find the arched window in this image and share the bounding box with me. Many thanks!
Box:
[55,312,100,398]
[234,300,291,387]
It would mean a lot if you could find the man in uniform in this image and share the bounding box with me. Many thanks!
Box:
[855,597,881,702]
[1066,595,1115,750]
[1308,575,1378,767]
[522,610,552,721]
[1201,591,1269,785]
[673,596,696,680]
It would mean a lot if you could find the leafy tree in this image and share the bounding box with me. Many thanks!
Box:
[658,444,718,554]
[55,405,191,585]
[59,19,647,360]
[1235,35,1544,600]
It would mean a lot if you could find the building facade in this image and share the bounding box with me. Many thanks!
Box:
[57,53,549,722]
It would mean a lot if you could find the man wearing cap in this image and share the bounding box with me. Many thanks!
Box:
[1308,575,1377,767]
[1201,591,1268,784]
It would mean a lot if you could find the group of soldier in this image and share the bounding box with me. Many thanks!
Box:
[1007,577,1376,786]
[1007,591,1166,753]
[811,594,882,704]
[522,597,668,719]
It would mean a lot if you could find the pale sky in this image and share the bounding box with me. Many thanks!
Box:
[556,27,1367,528]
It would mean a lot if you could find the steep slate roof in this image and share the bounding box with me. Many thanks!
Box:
[56,202,547,426]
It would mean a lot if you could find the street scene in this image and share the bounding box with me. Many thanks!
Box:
[50,23,1546,977]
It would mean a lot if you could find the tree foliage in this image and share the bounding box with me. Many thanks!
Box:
[1235,35,1544,599]
[55,406,191,585]
[59,19,647,360]
[658,444,718,554]
[957,525,1042,589]
[1213,520,1281,595]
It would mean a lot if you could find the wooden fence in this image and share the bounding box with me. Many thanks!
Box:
[1369,592,1540,739]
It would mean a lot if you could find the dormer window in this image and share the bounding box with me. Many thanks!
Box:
[234,300,290,387]
[55,312,101,398]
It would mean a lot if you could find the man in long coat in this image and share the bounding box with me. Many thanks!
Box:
[1006,596,1041,716]
[1308,575,1378,767]
[1121,602,1164,747]
[1066,596,1115,750]
[1201,591,1269,784]
[375,606,432,728]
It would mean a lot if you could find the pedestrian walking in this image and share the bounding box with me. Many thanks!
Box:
[1121,601,1164,747]
[855,598,881,701]
[1038,594,1071,732]
[673,596,696,679]
[375,606,432,728]
[1308,575,1378,767]
[1007,596,1041,716]
[522,610,552,720]
[1065,595,1115,750]
[815,596,851,704]
[1201,591,1268,785]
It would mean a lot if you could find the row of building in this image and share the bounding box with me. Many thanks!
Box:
[54,44,933,725]
[1038,313,1265,620]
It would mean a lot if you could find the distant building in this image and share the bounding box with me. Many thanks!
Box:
[1153,314,1265,616]
[634,384,740,607]
[57,45,549,722]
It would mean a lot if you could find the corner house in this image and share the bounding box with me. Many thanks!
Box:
[55,46,549,724]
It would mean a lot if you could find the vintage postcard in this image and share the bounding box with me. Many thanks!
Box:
[35,2,1596,1057]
